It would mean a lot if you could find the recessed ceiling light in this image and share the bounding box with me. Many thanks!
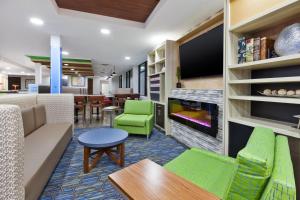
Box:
[21,71,25,74]
[100,28,111,35]
[64,63,69,66]
[30,17,44,26]
[70,68,74,71]
[125,56,131,60]
[62,51,69,56]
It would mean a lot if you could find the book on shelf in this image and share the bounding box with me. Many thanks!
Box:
[260,37,275,60]
[245,38,254,62]
[253,37,261,61]
[238,37,246,64]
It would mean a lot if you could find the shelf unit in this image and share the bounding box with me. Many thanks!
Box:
[225,0,300,154]
[147,40,178,133]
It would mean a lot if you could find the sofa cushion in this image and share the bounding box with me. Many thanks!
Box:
[33,104,46,129]
[116,114,148,127]
[124,100,153,115]
[228,127,275,200]
[260,136,296,200]
[164,148,238,199]
[21,107,36,137]
[25,123,72,200]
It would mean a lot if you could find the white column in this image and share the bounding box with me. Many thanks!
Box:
[34,63,42,85]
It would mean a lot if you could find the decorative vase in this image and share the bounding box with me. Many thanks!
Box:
[274,23,300,56]
[176,82,182,88]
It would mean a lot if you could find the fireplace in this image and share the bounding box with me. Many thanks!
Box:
[168,98,218,137]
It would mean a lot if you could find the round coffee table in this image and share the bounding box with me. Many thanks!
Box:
[78,128,128,173]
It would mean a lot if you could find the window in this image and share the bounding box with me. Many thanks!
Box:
[125,70,132,88]
[119,75,122,88]
[138,61,147,96]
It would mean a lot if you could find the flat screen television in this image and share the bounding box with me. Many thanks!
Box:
[179,24,223,79]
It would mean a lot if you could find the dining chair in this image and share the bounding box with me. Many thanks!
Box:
[88,96,105,122]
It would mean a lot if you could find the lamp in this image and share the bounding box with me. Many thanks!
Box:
[111,65,117,77]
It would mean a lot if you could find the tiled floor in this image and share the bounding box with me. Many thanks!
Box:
[40,126,187,199]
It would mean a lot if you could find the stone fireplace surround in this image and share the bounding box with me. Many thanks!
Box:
[169,89,224,154]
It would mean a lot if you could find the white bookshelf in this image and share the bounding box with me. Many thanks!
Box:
[224,0,300,155]
[147,40,178,133]
[229,76,300,84]
[228,53,300,70]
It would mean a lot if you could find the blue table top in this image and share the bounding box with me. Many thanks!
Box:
[78,128,128,148]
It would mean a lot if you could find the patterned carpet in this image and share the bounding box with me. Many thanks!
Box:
[40,128,187,200]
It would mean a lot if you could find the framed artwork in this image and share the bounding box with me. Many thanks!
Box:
[25,79,35,89]
[71,76,85,87]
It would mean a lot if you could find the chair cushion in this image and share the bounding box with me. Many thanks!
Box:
[33,104,46,129]
[116,114,148,127]
[21,107,36,137]
[228,127,275,200]
[25,123,72,200]
[260,136,296,200]
[164,148,238,199]
[124,100,153,115]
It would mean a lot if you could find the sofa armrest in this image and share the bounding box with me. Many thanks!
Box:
[0,105,24,199]
[145,114,154,134]
[190,147,236,164]
[37,94,74,126]
[113,114,124,127]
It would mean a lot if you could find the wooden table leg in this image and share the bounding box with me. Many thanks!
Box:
[118,143,125,167]
[84,147,91,173]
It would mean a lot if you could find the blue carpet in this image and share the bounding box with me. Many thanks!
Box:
[40,128,187,200]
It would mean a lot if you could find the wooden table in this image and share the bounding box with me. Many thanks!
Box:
[108,159,220,200]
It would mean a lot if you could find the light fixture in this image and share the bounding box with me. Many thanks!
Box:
[100,28,111,35]
[64,63,69,66]
[21,71,25,74]
[30,17,44,26]
[62,51,69,56]
[125,56,131,60]
[111,65,117,76]
[70,68,74,71]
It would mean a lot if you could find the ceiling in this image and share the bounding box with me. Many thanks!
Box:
[28,56,94,76]
[55,0,160,23]
[0,0,223,77]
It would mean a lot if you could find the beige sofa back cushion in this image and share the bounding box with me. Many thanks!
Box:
[21,107,36,137]
[33,104,46,129]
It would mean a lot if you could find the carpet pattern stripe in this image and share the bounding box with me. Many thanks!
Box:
[40,128,187,200]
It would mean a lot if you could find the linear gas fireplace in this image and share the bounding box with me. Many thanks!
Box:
[168,98,218,137]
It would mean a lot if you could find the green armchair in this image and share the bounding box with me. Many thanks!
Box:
[165,127,296,200]
[114,100,154,139]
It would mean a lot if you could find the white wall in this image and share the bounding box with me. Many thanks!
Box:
[111,65,139,94]
[93,76,101,94]
[0,73,8,91]
[132,65,139,93]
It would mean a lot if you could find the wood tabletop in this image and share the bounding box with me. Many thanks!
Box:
[108,159,220,200]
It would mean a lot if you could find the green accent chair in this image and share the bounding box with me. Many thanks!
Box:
[114,100,154,139]
[164,127,296,200]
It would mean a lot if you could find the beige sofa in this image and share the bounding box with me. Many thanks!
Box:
[0,94,74,200]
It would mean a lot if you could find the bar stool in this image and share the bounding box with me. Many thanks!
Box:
[88,96,104,123]
[74,96,86,123]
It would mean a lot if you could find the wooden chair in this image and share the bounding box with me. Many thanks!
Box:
[88,96,105,122]
[74,96,86,123]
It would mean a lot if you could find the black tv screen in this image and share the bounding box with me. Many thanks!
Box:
[180,24,223,79]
